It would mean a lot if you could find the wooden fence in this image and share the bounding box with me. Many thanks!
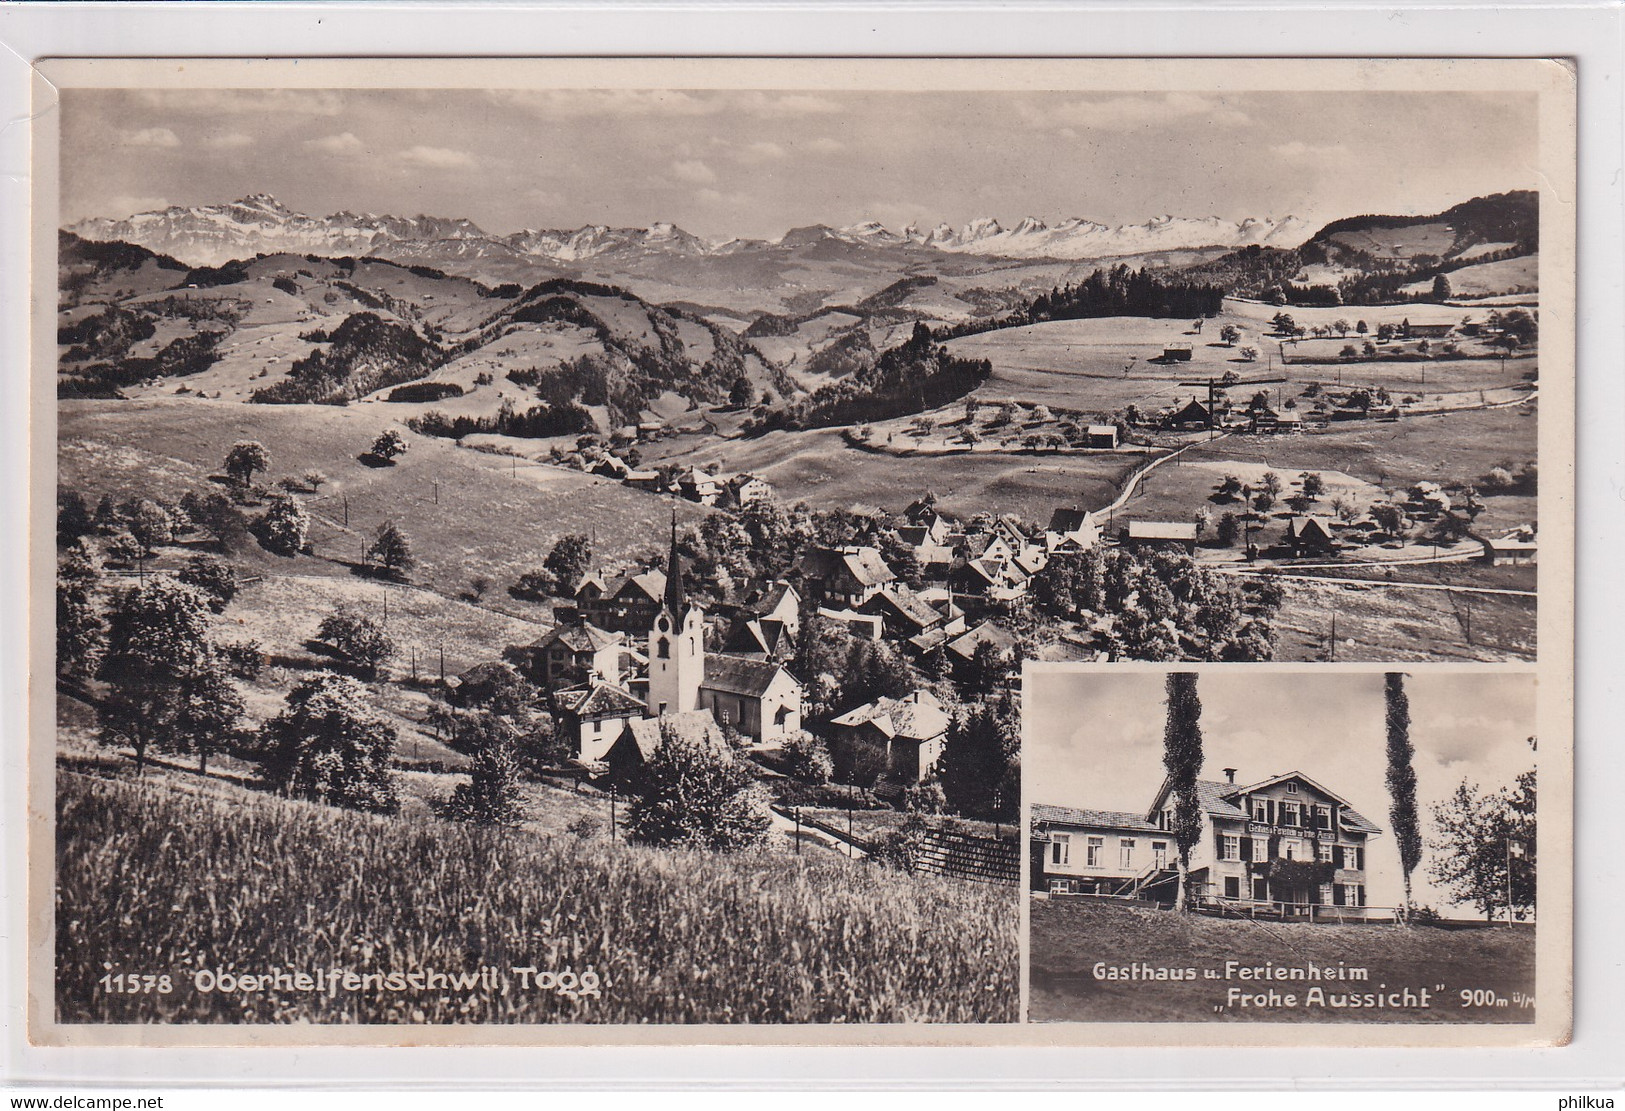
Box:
[911,827,1020,886]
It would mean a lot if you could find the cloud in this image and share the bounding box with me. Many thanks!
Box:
[120,127,180,148]
[1023,93,1251,132]
[698,187,752,208]
[305,132,365,156]
[736,92,843,117]
[398,145,477,170]
[103,194,170,218]
[132,89,347,117]
[807,137,844,155]
[490,88,715,118]
[671,158,717,184]
[735,140,787,164]
[1270,140,1355,165]
[202,132,254,151]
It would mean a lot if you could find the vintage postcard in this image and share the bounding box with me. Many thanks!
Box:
[28,57,1573,1046]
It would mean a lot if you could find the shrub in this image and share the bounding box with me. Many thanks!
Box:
[780,730,833,784]
[386,381,464,403]
[259,495,309,556]
[224,441,270,485]
[624,722,772,850]
[435,720,527,827]
[218,638,266,679]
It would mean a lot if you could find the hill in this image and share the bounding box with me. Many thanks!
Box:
[1029,898,1536,1024]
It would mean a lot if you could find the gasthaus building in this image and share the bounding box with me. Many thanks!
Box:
[1031,769,1384,921]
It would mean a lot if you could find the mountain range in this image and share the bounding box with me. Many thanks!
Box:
[66,194,1314,269]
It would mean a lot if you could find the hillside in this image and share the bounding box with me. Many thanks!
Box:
[1029,898,1536,1024]
[56,237,795,426]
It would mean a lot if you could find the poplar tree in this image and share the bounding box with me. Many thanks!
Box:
[1385,672,1423,921]
[1163,672,1205,912]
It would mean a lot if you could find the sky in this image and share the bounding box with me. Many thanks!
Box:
[1025,669,1538,914]
[59,87,1539,240]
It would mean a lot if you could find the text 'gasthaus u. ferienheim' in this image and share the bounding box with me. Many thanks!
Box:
[104,966,602,1000]
[1091,961,1451,1011]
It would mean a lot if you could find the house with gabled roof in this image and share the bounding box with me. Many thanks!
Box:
[604,709,730,779]
[1121,520,1199,554]
[553,681,648,762]
[798,545,896,608]
[510,621,624,690]
[677,466,724,506]
[1285,515,1336,557]
[829,690,950,786]
[1033,767,1383,919]
[571,566,669,633]
[1045,507,1102,553]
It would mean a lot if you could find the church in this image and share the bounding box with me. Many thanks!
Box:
[552,521,805,765]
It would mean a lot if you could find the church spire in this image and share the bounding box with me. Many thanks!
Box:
[663,508,687,620]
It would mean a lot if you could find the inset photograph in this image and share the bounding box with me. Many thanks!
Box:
[1026,667,1538,1024]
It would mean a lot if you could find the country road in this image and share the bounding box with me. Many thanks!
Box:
[1210,566,1537,598]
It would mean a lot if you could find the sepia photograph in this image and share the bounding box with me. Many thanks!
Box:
[30,56,1572,1041]
[1026,667,1542,1026]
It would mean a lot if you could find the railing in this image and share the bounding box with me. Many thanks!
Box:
[1196,896,1396,924]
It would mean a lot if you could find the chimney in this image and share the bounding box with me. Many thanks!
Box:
[1223,768,1237,784]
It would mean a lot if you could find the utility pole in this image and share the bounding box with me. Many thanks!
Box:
[433,480,439,506]
[610,784,617,842]
[343,495,349,527]
[438,643,445,684]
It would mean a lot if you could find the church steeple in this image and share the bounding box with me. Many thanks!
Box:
[663,509,687,620]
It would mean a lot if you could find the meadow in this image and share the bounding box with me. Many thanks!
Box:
[1029,899,1536,1024]
[59,399,711,608]
[56,768,1020,1025]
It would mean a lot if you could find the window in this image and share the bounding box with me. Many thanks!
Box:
[1120,839,1134,869]
[1254,837,1270,862]
[1319,883,1335,906]
[1341,845,1364,871]
[1316,805,1332,830]
[1317,841,1334,864]
[1341,884,1366,908]
[657,637,670,659]
[1280,801,1300,827]
[1286,781,1298,794]
[1086,837,1103,867]
[1153,842,1168,869]
[591,720,600,736]
[1049,834,1070,866]
[1251,798,1269,822]
[657,701,667,716]
[1251,877,1268,901]
[1049,879,1071,894]
[1224,876,1241,899]
[1284,840,1301,861]
[1221,834,1241,862]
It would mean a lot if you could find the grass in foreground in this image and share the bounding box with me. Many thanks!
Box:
[56,770,1018,1025]
[1029,899,1535,1024]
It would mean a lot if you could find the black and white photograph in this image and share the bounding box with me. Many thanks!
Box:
[31,56,1572,1041]
[1026,667,1543,1027]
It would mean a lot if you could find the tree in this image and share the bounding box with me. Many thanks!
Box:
[1218,324,1240,346]
[1384,673,1423,921]
[1162,672,1205,912]
[58,491,94,546]
[177,554,238,613]
[1429,761,1536,922]
[1300,472,1325,500]
[435,713,528,826]
[96,579,216,773]
[1355,320,1368,335]
[780,729,833,784]
[316,604,397,678]
[57,540,104,683]
[1362,340,1377,358]
[170,656,246,775]
[1217,474,1244,502]
[260,494,309,556]
[939,694,1019,820]
[1192,505,1212,541]
[1216,511,1239,547]
[124,498,174,552]
[1371,503,1406,537]
[1432,273,1453,301]
[304,471,328,492]
[728,376,754,409]
[370,429,408,463]
[624,721,771,849]
[366,520,416,579]
[224,441,270,486]
[1332,318,1351,337]
[1260,471,1283,500]
[1340,344,1358,359]
[1238,346,1259,362]
[261,672,401,813]
[543,534,593,596]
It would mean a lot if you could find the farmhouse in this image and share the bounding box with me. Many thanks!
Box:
[553,681,648,762]
[1121,521,1199,554]
[1046,507,1102,552]
[569,568,669,633]
[1032,768,1384,919]
[1407,322,1454,338]
[728,473,774,507]
[604,710,729,779]
[1480,535,1538,566]
[1285,516,1337,557]
[512,621,624,690]
[798,545,896,608]
[677,467,724,506]
[1168,398,1212,431]
[1083,424,1120,449]
[1161,343,1193,362]
[829,689,951,786]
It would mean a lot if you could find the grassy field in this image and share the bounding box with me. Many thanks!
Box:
[59,399,711,606]
[56,768,1019,1025]
[1029,899,1536,1024]
[1269,571,1536,663]
[944,302,1534,419]
[642,426,1138,523]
